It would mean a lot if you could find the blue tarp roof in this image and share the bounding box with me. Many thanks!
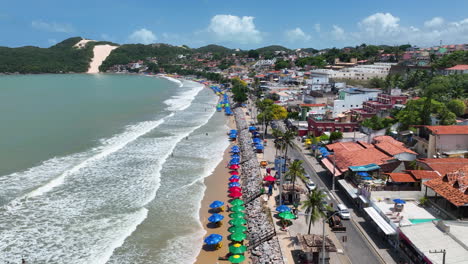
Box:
[349,163,380,172]
[357,172,370,177]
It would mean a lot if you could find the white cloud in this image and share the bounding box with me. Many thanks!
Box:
[331,25,345,40]
[314,23,321,33]
[325,13,468,46]
[128,28,157,44]
[285,27,311,42]
[424,17,444,28]
[207,14,262,44]
[31,20,74,33]
[358,12,400,38]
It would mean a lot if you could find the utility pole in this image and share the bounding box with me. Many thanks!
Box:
[332,153,336,192]
[429,249,446,264]
[322,211,339,264]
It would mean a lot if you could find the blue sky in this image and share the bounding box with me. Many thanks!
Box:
[2,0,468,49]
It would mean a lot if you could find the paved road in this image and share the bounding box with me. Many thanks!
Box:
[288,144,383,264]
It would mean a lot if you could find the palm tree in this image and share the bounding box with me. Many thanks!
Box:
[287,160,305,198]
[301,189,327,235]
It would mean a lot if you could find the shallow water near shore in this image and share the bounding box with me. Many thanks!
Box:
[0,74,228,263]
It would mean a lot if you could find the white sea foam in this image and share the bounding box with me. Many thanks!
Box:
[160,76,183,87]
[7,117,169,204]
[163,81,204,112]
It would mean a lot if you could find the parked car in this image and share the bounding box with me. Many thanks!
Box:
[337,204,350,220]
[305,180,316,191]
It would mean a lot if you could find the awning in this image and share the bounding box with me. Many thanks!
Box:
[337,179,357,199]
[359,195,369,204]
[322,158,342,176]
[363,207,396,235]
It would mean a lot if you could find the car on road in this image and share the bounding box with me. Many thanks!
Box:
[337,204,350,220]
[304,173,311,179]
[305,179,316,191]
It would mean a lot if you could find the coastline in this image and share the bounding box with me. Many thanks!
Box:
[194,114,237,264]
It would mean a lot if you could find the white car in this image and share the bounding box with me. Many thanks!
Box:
[337,204,351,220]
[305,180,316,191]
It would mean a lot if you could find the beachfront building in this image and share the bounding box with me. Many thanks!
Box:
[413,126,468,158]
[332,87,380,118]
[307,114,359,136]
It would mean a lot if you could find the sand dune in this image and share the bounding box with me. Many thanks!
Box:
[87,45,118,74]
[74,39,95,49]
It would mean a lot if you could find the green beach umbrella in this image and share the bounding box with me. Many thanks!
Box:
[229,218,247,226]
[229,212,246,219]
[229,243,247,254]
[230,199,244,206]
[230,232,247,242]
[229,254,246,263]
[231,205,246,212]
[228,225,247,233]
[279,211,296,220]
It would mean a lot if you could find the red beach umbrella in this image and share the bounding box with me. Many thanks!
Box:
[229,187,242,192]
[263,175,276,182]
[229,178,240,183]
[229,191,242,198]
[229,164,240,170]
[230,171,240,175]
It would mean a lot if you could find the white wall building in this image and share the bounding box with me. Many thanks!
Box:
[332,88,380,117]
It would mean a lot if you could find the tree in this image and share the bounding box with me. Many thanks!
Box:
[268,93,280,101]
[447,99,466,117]
[396,98,457,130]
[275,60,290,70]
[248,49,260,59]
[329,131,343,142]
[257,102,288,136]
[319,134,329,143]
[301,189,327,235]
[369,77,385,88]
[287,160,305,199]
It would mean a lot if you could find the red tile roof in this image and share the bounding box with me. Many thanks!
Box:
[406,170,440,180]
[331,148,392,172]
[386,173,417,182]
[424,165,468,206]
[326,142,365,152]
[375,142,418,156]
[425,125,468,135]
[446,65,468,70]
[419,158,468,176]
[300,104,326,107]
[373,136,417,155]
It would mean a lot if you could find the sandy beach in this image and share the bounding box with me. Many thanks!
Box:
[195,115,245,264]
[87,45,118,73]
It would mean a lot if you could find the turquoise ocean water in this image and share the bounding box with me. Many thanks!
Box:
[0,74,229,263]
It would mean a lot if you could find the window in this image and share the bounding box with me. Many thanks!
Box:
[343,105,345,107]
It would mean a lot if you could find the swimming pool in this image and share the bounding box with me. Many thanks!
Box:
[409,218,439,224]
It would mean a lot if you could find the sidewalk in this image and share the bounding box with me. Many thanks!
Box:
[294,142,397,264]
[259,131,351,264]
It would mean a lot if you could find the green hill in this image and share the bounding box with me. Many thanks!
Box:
[195,44,233,54]
[0,37,101,73]
[256,45,291,53]
[99,43,192,72]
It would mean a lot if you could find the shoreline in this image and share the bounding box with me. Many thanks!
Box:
[194,114,237,264]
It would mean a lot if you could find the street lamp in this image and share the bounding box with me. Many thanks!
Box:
[322,211,339,264]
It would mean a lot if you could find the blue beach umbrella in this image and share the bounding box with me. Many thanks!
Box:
[393,199,406,204]
[229,175,240,181]
[231,145,239,149]
[231,154,240,159]
[230,158,240,163]
[252,138,261,144]
[209,200,224,209]
[204,234,223,245]
[229,182,241,188]
[231,149,240,153]
[208,213,225,223]
[276,205,291,213]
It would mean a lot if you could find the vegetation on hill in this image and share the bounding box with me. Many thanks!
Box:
[195,44,234,54]
[0,37,101,73]
[434,50,468,68]
[99,43,191,71]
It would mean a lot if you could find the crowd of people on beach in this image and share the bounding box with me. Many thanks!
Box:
[233,108,283,263]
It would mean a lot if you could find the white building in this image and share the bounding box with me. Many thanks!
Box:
[309,63,396,81]
[332,87,380,117]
